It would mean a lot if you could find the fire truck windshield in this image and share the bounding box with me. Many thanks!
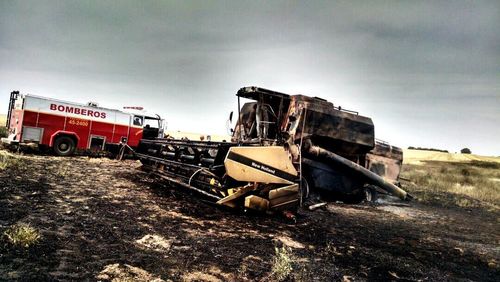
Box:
[144,116,160,129]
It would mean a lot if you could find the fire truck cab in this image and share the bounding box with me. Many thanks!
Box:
[2,91,164,156]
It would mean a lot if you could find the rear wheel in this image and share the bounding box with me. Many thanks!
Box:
[365,186,378,203]
[53,136,76,156]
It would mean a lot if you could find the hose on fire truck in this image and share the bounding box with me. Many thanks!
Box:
[117,143,135,161]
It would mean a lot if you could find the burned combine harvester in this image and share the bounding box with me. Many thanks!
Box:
[136,86,412,214]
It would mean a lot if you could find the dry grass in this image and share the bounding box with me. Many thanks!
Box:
[404,149,500,164]
[0,127,6,138]
[54,162,72,178]
[270,246,294,281]
[0,150,22,170]
[401,160,500,211]
[0,114,6,138]
[0,114,6,126]
[4,223,40,248]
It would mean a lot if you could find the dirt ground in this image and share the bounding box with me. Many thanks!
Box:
[0,151,498,281]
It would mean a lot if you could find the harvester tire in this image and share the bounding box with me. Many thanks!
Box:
[53,136,76,156]
[364,186,378,203]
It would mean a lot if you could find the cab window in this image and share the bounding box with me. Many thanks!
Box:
[144,117,160,128]
[133,115,144,126]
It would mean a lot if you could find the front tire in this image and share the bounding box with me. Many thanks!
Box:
[53,136,76,156]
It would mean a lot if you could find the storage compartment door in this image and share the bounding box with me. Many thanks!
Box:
[89,135,105,151]
[21,126,43,143]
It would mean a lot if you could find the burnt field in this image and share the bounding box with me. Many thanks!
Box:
[0,150,498,281]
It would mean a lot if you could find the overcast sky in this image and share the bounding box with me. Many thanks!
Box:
[1,1,498,155]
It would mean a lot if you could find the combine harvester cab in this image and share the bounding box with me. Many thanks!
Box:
[136,86,412,215]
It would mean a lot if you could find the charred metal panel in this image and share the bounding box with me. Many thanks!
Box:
[366,141,403,183]
[237,86,290,101]
[284,95,375,155]
[302,158,363,194]
[369,140,403,161]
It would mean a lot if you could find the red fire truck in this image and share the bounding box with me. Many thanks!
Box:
[2,91,164,156]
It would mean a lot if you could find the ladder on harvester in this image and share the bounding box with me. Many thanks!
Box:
[6,91,19,128]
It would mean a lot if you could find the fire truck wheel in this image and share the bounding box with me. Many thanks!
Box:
[53,136,76,156]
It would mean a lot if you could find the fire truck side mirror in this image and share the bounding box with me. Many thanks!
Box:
[229,111,233,123]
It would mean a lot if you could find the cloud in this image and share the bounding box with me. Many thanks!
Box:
[0,0,499,155]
